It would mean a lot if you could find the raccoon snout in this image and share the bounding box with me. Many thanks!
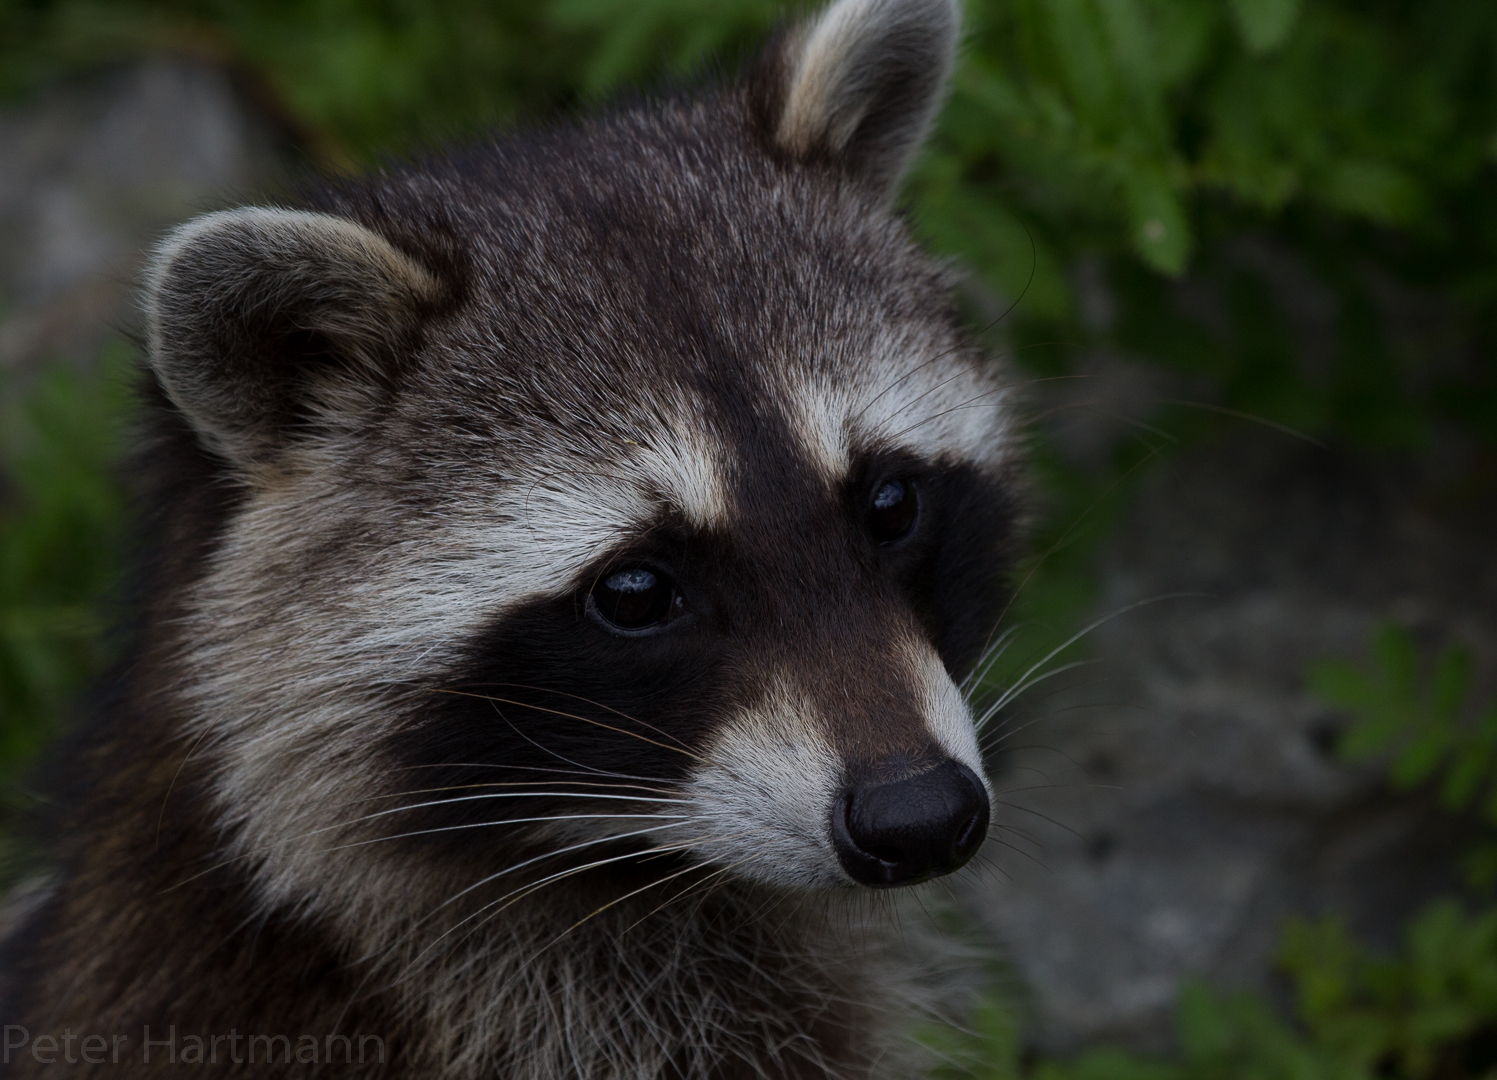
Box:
[830,760,989,888]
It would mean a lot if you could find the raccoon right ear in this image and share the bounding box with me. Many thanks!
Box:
[751,0,960,200]
[144,207,444,467]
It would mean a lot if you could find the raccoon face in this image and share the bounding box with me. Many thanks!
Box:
[143,0,1017,920]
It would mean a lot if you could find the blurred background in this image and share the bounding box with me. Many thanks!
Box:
[1,0,1495,1075]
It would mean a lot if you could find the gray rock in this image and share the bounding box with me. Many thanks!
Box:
[0,58,290,375]
[969,432,1497,1049]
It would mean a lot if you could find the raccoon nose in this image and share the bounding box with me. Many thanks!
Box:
[830,760,989,888]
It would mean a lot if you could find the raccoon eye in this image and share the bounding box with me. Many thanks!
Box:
[868,478,918,544]
[588,568,683,632]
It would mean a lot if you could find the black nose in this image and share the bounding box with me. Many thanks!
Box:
[830,759,990,887]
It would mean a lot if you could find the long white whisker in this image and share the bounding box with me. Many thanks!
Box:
[434,688,703,762]
[317,813,690,855]
[335,790,691,828]
[394,761,673,786]
[162,794,684,893]
[390,836,709,979]
[960,623,1024,697]
[399,823,776,981]
[976,659,1099,734]
[981,594,1202,729]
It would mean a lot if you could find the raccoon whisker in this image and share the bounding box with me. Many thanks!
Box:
[850,308,1034,433]
[620,858,764,933]
[337,820,700,1016]
[459,681,699,758]
[884,386,1011,443]
[957,848,1012,887]
[432,688,705,762]
[345,783,686,809]
[317,812,691,855]
[959,622,1023,697]
[1147,397,1325,447]
[416,822,709,938]
[392,833,724,981]
[852,294,1040,432]
[983,694,1141,750]
[974,659,1101,736]
[154,722,216,852]
[981,835,1056,873]
[443,825,774,952]
[396,760,676,787]
[508,853,777,981]
[875,364,994,435]
[990,448,1167,637]
[563,856,755,944]
[339,782,691,808]
[984,784,1110,843]
[851,342,970,429]
[912,883,949,925]
[325,790,690,828]
[160,802,686,893]
[977,593,1204,734]
[974,813,1044,848]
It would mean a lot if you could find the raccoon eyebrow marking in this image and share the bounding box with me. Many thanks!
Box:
[884,383,1012,445]
[617,422,731,527]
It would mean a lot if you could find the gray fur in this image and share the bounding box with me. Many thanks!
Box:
[147,208,445,466]
[0,1,1018,1076]
[771,0,960,197]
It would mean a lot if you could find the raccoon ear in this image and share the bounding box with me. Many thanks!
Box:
[752,0,960,199]
[144,207,444,467]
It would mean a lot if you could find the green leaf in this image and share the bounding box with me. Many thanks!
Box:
[1316,160,1426,227]
[1372,625,1418,699]
[1440,740,1492,810]
[1122,168,1191,275]
[1306,659,1382,714]
[1037,1047,1180,1080]
[1226,0,1301,55]
[1431,647,1473,723]
[1390,728,1452,789]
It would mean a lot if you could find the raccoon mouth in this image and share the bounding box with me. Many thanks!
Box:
[829,760,989,888]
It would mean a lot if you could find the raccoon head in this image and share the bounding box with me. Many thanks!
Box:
[142,0,1017,928]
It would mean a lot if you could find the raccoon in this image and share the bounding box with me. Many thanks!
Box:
[0,0,1020,1075]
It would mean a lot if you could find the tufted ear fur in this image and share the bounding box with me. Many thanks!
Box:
[752,0,960,200]
[144,207,445,467]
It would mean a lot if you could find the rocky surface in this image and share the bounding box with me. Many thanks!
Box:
[970,428,1497,1049]
[0,58,290,377]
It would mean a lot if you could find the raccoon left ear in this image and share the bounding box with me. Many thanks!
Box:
[144,207,445,468]
[751,0,960,199]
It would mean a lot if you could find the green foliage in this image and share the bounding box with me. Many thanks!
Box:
[1310,625,1497,825]
[0,0,781,159]
[0,347,132,775]
[1280,903,1497,1077]
[1309,623,1497,893]
[1,1,1493,465]
[929,904,1497,1079]
[0,0,1494,1075]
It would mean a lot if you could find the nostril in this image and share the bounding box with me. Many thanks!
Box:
[955,812,982,854]
[836,795,906,867]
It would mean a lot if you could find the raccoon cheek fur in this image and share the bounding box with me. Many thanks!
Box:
[0,0,1024,1077]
